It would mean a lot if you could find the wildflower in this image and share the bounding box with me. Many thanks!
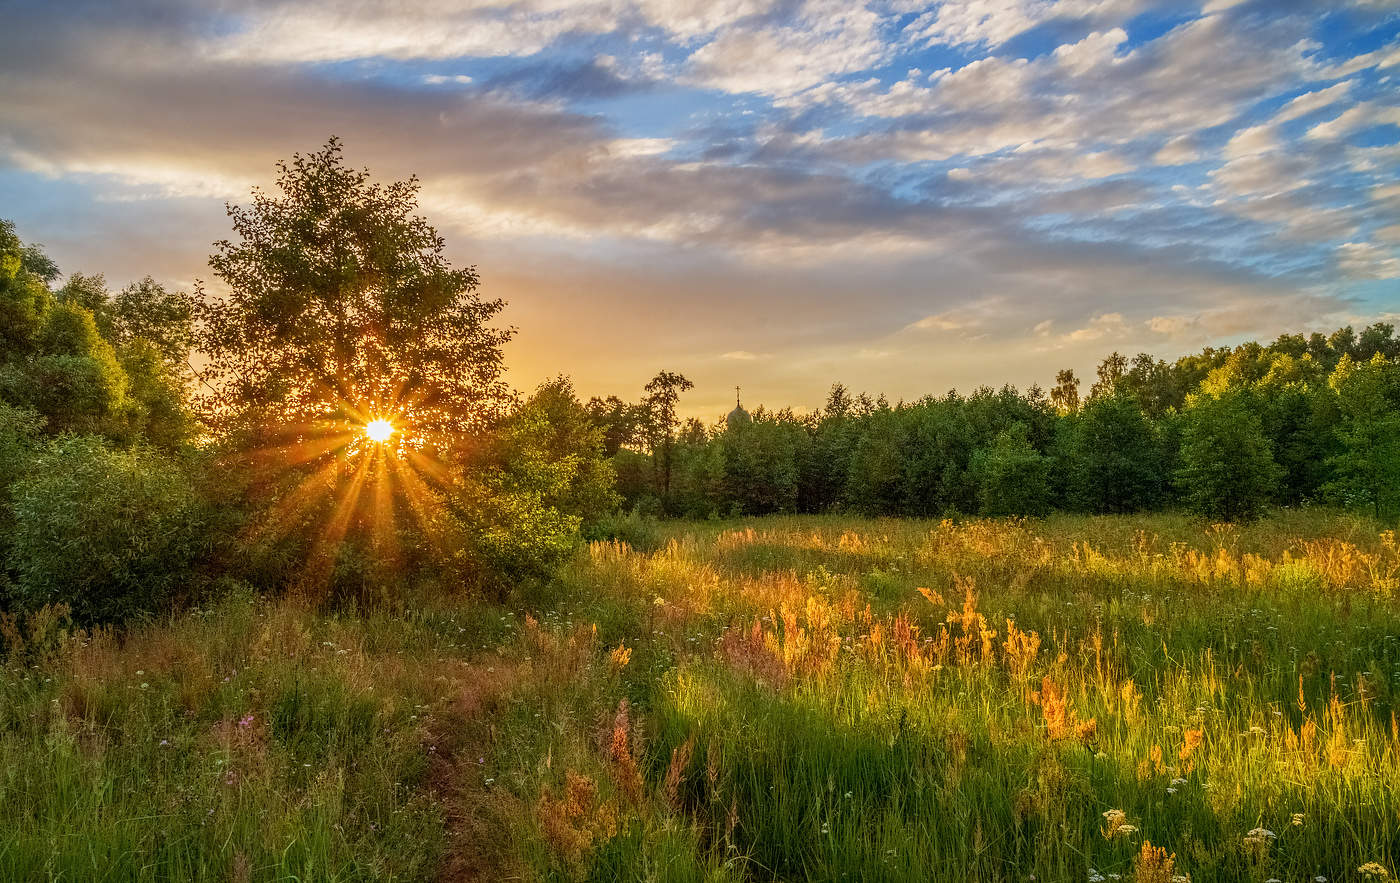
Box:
[1315,877,1328,882]
[238,714,254,729]
[1243,828,1276,853]
[1166,788,1177,795]
[158,739,169,747]
[844,791,853,799]
[1102,809,1136,840]
[1357,863,1391,879]
[1291,813,1305,826]
[1170,778,1187,787]
[1088,870,1105,883]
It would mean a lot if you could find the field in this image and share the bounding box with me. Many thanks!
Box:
[3,511,1399,882]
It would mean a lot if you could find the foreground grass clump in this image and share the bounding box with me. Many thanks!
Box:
[3,511,1399,881]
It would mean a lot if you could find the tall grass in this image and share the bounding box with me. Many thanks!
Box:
[1,511,1397,881]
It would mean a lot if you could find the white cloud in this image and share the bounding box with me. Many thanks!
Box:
[1153,134,1200,165]
[1067,312,1128,342]
[1337,241,1400,279]
[1306,102,1400,140]
[1271,80,1354,123]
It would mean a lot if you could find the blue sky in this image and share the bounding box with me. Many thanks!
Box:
[1,0,1398,416]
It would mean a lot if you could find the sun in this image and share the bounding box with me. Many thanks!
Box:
[364,418,395,443]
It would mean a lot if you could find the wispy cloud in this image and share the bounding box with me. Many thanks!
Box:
[0,0,1395,417]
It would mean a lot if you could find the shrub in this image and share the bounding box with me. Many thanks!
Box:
[7,436,210,624]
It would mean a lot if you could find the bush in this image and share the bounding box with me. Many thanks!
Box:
[7,436,210,624]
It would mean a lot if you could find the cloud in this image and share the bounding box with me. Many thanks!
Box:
[1271,80,1354,123]
[1306,102,1400,140]
[1152,135,1200,166]
[719,350,771,359]
[0,0,1393,415]
[1336,241,1400,279]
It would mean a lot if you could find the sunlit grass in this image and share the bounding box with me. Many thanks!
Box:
[1,511,1397,880]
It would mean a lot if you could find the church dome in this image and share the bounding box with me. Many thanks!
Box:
[726,387,750,429]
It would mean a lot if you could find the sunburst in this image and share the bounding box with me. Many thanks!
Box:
[235,391,464,595]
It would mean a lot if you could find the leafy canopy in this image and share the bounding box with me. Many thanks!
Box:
[198,137,512,441]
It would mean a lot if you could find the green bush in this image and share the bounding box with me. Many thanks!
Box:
[7,436,210,624]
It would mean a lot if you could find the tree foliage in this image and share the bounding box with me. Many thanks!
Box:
[198,137,511,438]
[1175,390,1280,521]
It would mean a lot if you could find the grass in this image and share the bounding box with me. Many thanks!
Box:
[2,509,1398,881]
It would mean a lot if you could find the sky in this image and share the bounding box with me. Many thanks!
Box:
[2,0,1398,419]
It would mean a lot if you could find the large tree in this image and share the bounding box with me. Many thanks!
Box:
[198,137,512,443]
[195,140,518,596]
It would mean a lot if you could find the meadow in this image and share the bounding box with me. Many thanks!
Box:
[2,510,1399,882]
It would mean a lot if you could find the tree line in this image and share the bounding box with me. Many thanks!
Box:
[2,137,1397,633]
[591,325,1400,523]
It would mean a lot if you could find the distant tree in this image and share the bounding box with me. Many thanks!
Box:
[107,277,197,367]
[1175,390,1280,521]
[970,422,1051,516]
[1089,352,1128,400]
[798,384,859,512]
[585,395,643,456]
[1324,354,1400,518]
[901,396,977,515]
[496,377,619,527]
[0,219,54,357]
[1120,353,1181,417]
[1064,393,1163,513]
[845,404,906,514]
[1356,322,1398,361]
[1,300,130,437]
[1050,369,1081,414]
[721,409,803,515]
[640,370,693,508]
